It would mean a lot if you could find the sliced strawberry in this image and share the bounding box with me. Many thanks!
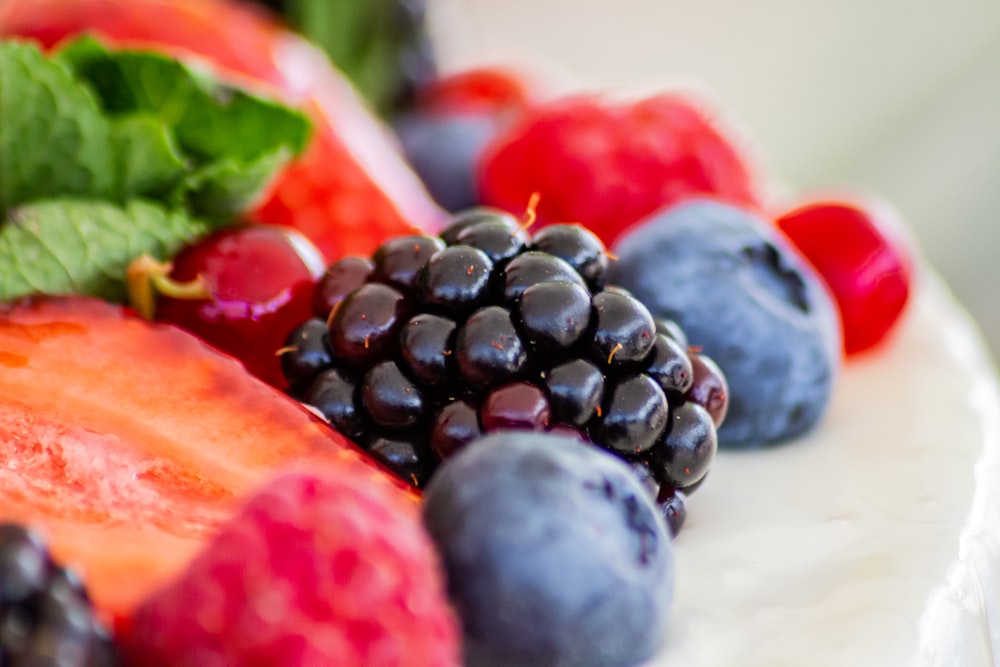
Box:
[0,295,415,626]
[0,0,444,260]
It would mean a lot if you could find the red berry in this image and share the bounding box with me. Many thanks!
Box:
[479,93,763,247]
[775,196,914,355]
[155,225,326,389]
[123,468,461,667]
[416,66,536,115]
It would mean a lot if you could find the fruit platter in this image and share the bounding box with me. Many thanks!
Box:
[1,1,998,666]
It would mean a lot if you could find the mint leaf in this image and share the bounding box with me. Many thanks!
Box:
[57,36,311,218]
[0,199,208,302]
[111,115,188,201]
[0,42,116,212]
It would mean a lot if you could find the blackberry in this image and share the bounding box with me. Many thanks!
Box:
[0,524,118,666]
[285,207,729,536]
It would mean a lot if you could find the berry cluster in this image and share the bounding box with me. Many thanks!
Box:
[0,524,118,666]
[281,207,728,533]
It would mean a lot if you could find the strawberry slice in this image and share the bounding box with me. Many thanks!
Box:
[0,0,444,260]
[0,295,415,626]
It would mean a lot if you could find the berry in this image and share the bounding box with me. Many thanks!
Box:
[0,296,415,622]
[328,283,411,367]
[658,489,688,538]
[124,468,460,667]
[480,382,551,431]
[0,0,445,261]
[455,306,529,389]
[686,352,730,428]
[609,198,840,448]
[479,93,762,247]
[0,524,117,666]
[422,432,674,667]
[150,224,325,390]
[279,318,333,395]
[312,256,374,318]
[372,235,446,293]
[287,207,723,523]
[393,67,536,212]
[775,196,914,355]
[650,402,717,489]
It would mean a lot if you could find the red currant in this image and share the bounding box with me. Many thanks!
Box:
[153,225,326,389]
[776,196,914,355]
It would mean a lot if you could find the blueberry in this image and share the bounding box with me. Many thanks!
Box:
[393,111,497,212]
[422,431,673,667]
[608,199,840,448]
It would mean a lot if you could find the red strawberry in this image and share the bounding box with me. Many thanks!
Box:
[0,0,444,260]
[478,93,764,246]
[776,195,915,355]
[0,295,416,625]
[123,468,461,667]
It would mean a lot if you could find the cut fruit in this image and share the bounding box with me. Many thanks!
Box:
[0,0,444,260]
[0,295,415,626]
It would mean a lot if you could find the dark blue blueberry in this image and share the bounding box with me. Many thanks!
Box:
[422,432,673,667]
[393,110,497,212]
[608,199,840,449]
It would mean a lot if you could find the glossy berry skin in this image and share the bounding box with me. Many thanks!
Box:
[531,224,610,291]
[419,246,494,315]
[651,402,717,489]
[362,361,426,429]
[517,281,592,351]
[776,196,913,355]
[645,334,694,395]
[480,93,762,247]
[590,290,657,370]
[456,306,529,389]
[312,256,373,318]
[686,353,730,428]
[609,199,840,448]
[594,374,670,455]
[372,235,446,293]
[124,469,460,666]
[422,432,673,667]
[280,318,333,394]
[439,207,520,245]
[366,435,435,488]
[400,313,457,387]
[454,219,529,263]
[503,252,586,302]
[480,382,551,431]
[431,400,483,459]
[328,283,410,368]
[543,359,605,426]
[302,367,365,441]
[157,225,326,390]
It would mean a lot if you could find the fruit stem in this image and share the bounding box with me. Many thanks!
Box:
[126,255,211,320]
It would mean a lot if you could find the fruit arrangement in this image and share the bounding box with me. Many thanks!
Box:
[0,0,919,665]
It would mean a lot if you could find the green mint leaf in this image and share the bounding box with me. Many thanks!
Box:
[0,198,207,302]
[57,36,311,217]
[0,42,116,213]
[111,115,188,201]
[182,148,291,223]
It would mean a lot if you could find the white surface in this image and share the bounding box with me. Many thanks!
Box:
[642,275,1000,666]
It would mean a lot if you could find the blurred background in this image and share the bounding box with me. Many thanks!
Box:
[427,0,1000,360]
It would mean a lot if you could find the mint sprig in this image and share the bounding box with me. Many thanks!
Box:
[0,38,311,302]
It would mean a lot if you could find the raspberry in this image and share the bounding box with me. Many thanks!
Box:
[281,207,727,532]
[775,196,914,355]
[123,468,460,667]
[0,524,118,666]
[478,93,764,247]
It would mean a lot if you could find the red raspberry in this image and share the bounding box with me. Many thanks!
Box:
[775,195,915,356]
[416,66,537,115]
[123,468,461,667]
[478,93,764,247]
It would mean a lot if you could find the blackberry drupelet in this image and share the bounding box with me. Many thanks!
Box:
[282,206,730,535]
[0,524,118,666]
